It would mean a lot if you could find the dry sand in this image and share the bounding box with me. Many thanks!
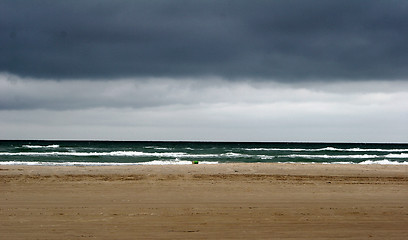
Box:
[1,163,408,239]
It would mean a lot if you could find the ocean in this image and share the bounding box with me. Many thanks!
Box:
[1,140,408,166]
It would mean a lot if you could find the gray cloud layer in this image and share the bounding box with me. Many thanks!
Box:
[2,0,408,80]
[1,73,407,141]
[2,73,408,111]
[1,79,407,141]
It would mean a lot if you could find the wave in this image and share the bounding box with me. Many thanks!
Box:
[143,146,173,150]
[0,151,209,158]
[184,147,204,150]
[0,151,255,158]
[244,147,408,152]
[359,160,408,165]
[22,144,60,149]
[322,160,408,165]
[245,147,349,151]
[1,159,406,166]
[1,151,407,160]
[245,148,308,151]
[280,160,408,165]
[284,154,378,159]
[221,152,251,158]
[257,155,275,160]
[384,153,408,158]
[345,148,408,152]
[0,160,219,166]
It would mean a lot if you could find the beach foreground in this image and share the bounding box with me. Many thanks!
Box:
[1,163,408,239]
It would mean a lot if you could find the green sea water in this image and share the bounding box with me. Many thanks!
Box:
[1,140,408,165]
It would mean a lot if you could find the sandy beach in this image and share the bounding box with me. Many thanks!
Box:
[1,163,408,239]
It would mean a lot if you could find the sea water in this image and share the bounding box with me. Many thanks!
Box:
[0,140,407,166]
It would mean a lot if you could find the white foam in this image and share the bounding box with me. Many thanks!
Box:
[384,153,408,158]
[244,148,308,151]
[359,160,408,165]
[2,151,405,160]
[22,144,60,149]
[346,148,408,152]
[1,159,407,166]
[326,161,354,164]
[282,160,408,165]
[275,161,408,165]
[257,155,275,160]
[0,151,224,159]
[0,160,219,166]
[0,161,42,166]
[143,146,172,150]
[311,147,408,152]
[284,154,379,159]
[222,152,250,157]
[244,147,408,152]
[245,147,343,151]
[324,160,408,165]
[0,151,251,164]
[184,147,203,150]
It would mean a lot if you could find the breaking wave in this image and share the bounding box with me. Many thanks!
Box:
[22,144,60,149]
[244,147,408,152]
[0,160,218,166]
[284,154,378,159]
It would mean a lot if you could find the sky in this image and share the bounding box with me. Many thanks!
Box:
[1,0,408,142]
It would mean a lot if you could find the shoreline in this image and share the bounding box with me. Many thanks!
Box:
[2,163,408,239]
[1,162,408,177]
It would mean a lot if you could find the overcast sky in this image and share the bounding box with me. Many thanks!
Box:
[1,0,407,142]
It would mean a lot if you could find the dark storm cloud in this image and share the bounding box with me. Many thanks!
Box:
[1,0,408,80]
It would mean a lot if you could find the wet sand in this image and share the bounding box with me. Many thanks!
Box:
[1,163,408,239]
